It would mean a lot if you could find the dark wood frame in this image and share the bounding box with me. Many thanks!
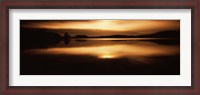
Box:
[0,0,199,95]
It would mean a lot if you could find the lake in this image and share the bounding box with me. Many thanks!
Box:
[20,38,180,75]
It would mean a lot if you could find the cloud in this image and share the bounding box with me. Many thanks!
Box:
[21,20,180,36]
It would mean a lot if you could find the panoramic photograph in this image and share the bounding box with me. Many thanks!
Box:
[20,20,180,75]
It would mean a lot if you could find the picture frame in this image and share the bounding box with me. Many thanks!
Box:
[0,0,199,95]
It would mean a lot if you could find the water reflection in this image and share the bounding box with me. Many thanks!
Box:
[21,38,180,75]
[23,42,179,58]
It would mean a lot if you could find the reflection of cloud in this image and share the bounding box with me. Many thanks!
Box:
[23,44,179,59]
[21,20,180,36]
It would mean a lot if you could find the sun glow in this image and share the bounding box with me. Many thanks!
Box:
[99,54,115,59]
[70,20,124,31]
[95,20,113,30]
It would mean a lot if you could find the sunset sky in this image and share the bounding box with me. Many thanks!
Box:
[21,20,180,36]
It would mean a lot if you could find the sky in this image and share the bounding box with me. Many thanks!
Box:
[21,20,180,36]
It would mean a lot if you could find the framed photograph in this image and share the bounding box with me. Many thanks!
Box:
[0,0,199,95]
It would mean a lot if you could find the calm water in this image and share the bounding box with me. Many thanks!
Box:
[20,38,180,75]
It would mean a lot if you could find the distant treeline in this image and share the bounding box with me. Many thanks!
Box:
[64,30,180,38]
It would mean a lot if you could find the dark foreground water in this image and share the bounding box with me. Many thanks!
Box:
[20,38,180,75]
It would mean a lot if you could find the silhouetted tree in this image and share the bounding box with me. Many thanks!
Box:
[64,32,71,38]
[20,27,62,50]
